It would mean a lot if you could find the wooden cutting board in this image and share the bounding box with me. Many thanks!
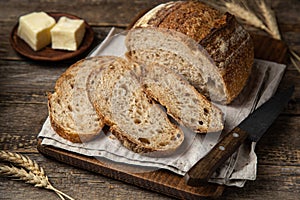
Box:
[37,33,287,200]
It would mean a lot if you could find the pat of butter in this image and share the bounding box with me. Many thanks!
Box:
[51,17,86,51]
[17,12,56,51]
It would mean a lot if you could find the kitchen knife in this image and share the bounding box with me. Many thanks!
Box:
[185,86,294,186]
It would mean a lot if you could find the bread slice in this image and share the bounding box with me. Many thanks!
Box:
[126,1,254,104]
[87,57,184,153]
[48,56,114,143]
[87,56,133,126]
[142,63,224,133]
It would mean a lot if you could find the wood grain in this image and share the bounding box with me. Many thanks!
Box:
[37,140,225,199]
[0,0,299,200]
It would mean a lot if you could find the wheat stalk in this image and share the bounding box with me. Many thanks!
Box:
[205,0,270,33]
[0,150,45,176]
[207,0,300,73]
[0,151,75,200]
[255,0,281,40]
[290,49,300,72]
[224,1,270,34]
[0,165,48,187]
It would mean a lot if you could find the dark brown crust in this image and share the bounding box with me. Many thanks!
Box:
[200,13,254,103]
[133,1,254,104]
[146,1,183,28]
[154,1,225,42]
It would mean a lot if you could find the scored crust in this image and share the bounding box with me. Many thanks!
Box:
[130,1,254,104]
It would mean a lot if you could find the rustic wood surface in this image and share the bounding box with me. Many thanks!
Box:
[0,0,299,199]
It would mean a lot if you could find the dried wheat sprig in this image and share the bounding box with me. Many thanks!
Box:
[207,0,277,39]
[290,49,300,61]
[256,0,281,40]
[290,50,300,73]
[205,0,269,33]
[0,164,68,200]
[0,165,48,187]
[223,1,272,36]
[0,150,44,177]
[0,151,75,200]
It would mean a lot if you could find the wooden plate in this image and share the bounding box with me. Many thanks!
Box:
[10,12,94,62]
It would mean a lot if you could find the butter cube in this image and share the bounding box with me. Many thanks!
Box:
[17,12,56,51]
[51,17,86,51]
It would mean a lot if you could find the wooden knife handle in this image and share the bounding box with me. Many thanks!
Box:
[185,127,248,186]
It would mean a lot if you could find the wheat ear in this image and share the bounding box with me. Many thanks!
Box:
[290,50,300,73]
[0,150,45,176]
[0,151,75,200]
[223,1,270,33]
[256,0,281,40]
[254,0,300,72]
[214,0,277,39]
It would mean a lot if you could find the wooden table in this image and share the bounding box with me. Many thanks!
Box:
[0,0,299,199]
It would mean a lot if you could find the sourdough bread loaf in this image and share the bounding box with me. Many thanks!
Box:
[126,1,254,104]
[87,57,184,153]
[48,56,113,143]
[142,63,224,133]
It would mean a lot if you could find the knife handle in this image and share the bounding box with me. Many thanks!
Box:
[185,127,248,186]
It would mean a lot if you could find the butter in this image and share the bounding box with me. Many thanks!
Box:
[51,17,86,51]
[17,12,56,51]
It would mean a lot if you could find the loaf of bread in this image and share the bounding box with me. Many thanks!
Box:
[142,63,224,133]
[126,1,254,104]
[48,56,112,143]
[87,56,184,153]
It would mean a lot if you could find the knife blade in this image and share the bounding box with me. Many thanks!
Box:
[185,86,294,186]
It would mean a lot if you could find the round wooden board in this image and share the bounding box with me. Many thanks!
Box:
[10,12,94,62]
